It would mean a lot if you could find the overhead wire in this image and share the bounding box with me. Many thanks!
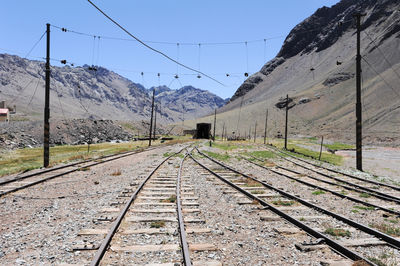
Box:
[24,31,46,59]
[361,55,400,98]
[86,0,225,86]
[363,29,400,82]
[27,70,43,107]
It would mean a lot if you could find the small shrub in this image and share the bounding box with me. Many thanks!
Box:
[359,192,370,198]
[370,223,400,237]
[161,195,176,203]
[272,200,295,206]
[150,221,165,228]
[324,228,351,237]
[312,190,325,195]
[251,190,265,194]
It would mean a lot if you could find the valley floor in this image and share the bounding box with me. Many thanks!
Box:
[337,146,400,183]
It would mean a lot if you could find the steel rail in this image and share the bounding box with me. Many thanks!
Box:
[0,146,160,198]
[188,153,374,265]
[177,152,192,266]
[90,146,187,266]
[265,146,400,202]
[267,145,400,191]
[0,145,159,187]
[196,148,400,250]
[241,155,400,217]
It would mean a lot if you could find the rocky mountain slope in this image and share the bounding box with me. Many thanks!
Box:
[150,85,228,121]
[194,0,400,145]
[0,54,225,123]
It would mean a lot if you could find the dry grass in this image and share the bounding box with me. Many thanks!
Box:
[150,221,165,228]
[0,140,149,177]
[111,169,122,176]
[161,195,176,203]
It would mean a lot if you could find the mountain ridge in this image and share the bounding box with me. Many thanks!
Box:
[0,53,226,123]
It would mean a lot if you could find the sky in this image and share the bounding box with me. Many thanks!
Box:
[0,0,341,99]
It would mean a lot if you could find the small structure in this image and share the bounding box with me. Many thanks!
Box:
[195,123,211,139]
[0,108,9,122]
[183,129,197,136]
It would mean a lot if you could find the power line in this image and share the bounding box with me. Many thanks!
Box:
[364,29,400,82]
[24,31,46,59]
[361,55,400,98]
[86,1,225,86]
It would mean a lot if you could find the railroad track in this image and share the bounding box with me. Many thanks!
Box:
[193,147,400,265]
[240,155,400,216]
[267,144,400,193]
[71,147,221,265]
[0,145,163,197]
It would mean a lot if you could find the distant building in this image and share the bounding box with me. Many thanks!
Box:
[0,108,9,122]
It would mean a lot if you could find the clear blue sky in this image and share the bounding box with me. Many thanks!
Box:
[1,0,340,99]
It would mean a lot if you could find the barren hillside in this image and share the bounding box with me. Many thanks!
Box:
[191,0,400,146]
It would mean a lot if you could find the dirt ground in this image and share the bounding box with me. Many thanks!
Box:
[336,146,400,183]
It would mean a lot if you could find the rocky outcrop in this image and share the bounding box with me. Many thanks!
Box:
[0,119,133,150]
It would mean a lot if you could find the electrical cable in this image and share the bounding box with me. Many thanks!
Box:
[364,29,400,82]
[85,1,225,86]
[361,56,400,98]
[24,31,46,59]
[27,71,43,107]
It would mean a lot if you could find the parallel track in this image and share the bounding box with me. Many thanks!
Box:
[241,155,400,216]
[194,148,400,265]
[0,145,162,197]
[267,144,400,192]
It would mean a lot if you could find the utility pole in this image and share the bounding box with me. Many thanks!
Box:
[354,13,365,171]
[148,88,155,146]
[284,94,289,150]
[153,103,157,141]
[44,23,51,167]
[248,126,251,142]
[319,136,324,161]
[222,122,225,141]
[254,121,257,143]
[213,109,217,141]
[264,108,268,145]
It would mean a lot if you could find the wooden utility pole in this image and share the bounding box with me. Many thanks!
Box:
[284,94,289,150]
[44,23,51,167]
[354,13,365,171]
[148,89,155,146]
[153,103,157,141]
[254,121,257,143]
[264,108,268,145]
[213,109,217,141]
[222,122,225,141]
[319,136,324,161]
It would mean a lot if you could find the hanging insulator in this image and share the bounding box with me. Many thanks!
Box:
[70,63,74,67]
[197,74,201,79]
[336,61,342,65]
[310,67,315,71]
[175,74,179,79]
[244,72,249,77]
[157,73,160,77]
[226,73,230,77]
[141,72,144,76]
[61,28,67,32]
[60,60,67,64]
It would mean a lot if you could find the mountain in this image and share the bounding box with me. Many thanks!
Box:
[0,53,226,123]
[201,0,400,145]
[149,85,227,120]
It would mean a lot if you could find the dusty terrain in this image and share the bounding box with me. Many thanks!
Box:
[0,140,399,265]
